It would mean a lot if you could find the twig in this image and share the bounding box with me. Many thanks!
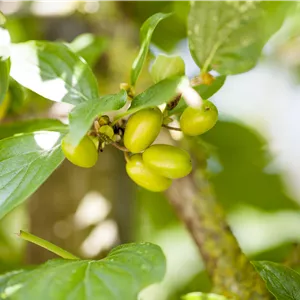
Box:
[162,124,182,131]
[111,142,129,152]
[124,151,130,163]
[284,243,300,268]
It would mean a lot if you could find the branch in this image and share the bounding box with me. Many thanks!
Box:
[165,173,270,299]
[162,124,182,131]
[284,243,300,268]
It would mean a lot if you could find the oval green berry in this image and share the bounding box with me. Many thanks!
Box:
[126,154,172,192]
[124,107,163,153]
[99,125,114,139]
[180,100,218,136]
[62,135,98,168]
[143,144,192,179]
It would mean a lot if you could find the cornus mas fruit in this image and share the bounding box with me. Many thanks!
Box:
[124,107,163,153]
[61,135,98,168]
[99,125,114,139]
[180,100,218,136]
[143,144,192,179]
[126,154,172,192]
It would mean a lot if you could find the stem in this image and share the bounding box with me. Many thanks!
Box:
[162,124,182,131]
[165,173,270,299]
[284,243,300,268]
[124,151,130,163]
[111,143,129,152]
[19,230,79,260]
[201,41,221,73]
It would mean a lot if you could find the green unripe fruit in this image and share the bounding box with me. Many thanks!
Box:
[124,107,163,153]
[126,154,172,192]
[89,135,99,149]
[180,100,218,136]
[99,125,114,139]
[143,144,192,179]
[62,135,98,168]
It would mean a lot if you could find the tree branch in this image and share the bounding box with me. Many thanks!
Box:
[165,173,270,299]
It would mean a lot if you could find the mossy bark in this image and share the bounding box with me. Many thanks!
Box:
[166,173,270,299]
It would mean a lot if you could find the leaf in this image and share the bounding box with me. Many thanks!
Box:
[253,261,300,300]
[10,41,99,105]
[182,292,229,300]
[0,131,65,219]
[68,90,127,146]
[150,54,185,83]
[167,97,186,116]
[68,33,108,67]
[7,78,26,114]
[0,270,28,295]
[0,243,166,300]
[202,121,297,211]
[0,119,68,140]
[194,75,226,99]
[0,58,10,105]
[131,12,172,86]
[126,76,189,116]
[188,1,291,74]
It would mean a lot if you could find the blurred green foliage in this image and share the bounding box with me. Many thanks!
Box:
[202,121,298,211]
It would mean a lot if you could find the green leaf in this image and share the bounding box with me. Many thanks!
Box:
[0,270,28,296]
[150,54,185,83]
[68,90,127,146]
[253,261,300,300]
[182,292,229,300]
[194,75,226,99]
[0,119,68,140]
[167,97,186,116]
[0,58,10,105]
[10,41,99,105]
[203,121,298,211]
[126,76,189,116]
[7,78,26,114]
[131,12,172,86]
[0,243,166,300]
[188,1,291,74]
[68,33,107,67]
[0,131,65,219]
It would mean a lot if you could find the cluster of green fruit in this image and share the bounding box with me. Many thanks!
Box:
[61,99,218,192]
[124,107,191,192]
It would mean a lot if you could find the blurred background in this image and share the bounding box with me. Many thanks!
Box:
[1,1,300,299]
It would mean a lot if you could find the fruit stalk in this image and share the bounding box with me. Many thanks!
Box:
[165,172,270,299]
[19,230,79,260]
[162,124,182,131]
